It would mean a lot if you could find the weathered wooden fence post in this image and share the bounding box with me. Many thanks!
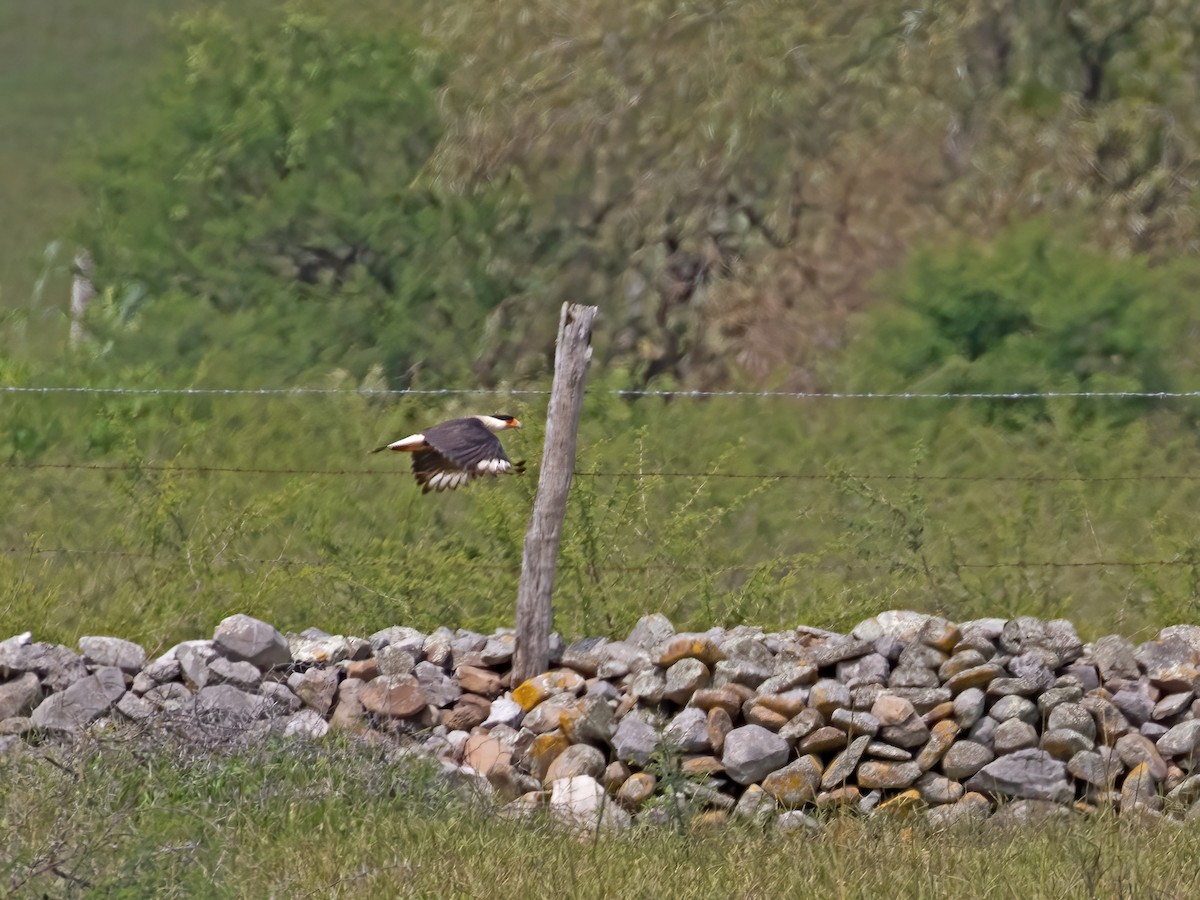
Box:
[513,302,598,684]
[69,250,95,347]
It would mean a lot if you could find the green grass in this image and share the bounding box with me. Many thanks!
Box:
[3,736,1199,898]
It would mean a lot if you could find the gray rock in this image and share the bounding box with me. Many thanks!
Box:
[561,637,608,677]
[545,744,607,785]
[195,684,270,722]
[941,741,994,780]
[550,775,631,832]
[836,652,890,688]
[370,625,426,653]
[1153,691,1193,721]
[483,696,525,729]
[965,748,1073,804]
[952,688,986,729]
[722,724,791,785]
[287,633,354,665]
[990,695,1038,725]
[288,667,339,715]
[856,760,922,789]
[898,643,948,670]
[422,627,454,666]
[886,687,951,712]
[138,654,182,687]
[1007,652,1054,691]
[414,661,462,708]
[1091,635,1140,683]
[1041,728,1094,760]
[806,636,873,667]
[851,610,931,643]
[1062,664,1100,693]
[1136,635,1200,692]
[115,692,156,722]
[0,672,41,719]
[1054,709,1100,753]
[283,709,330,739]
[1115,732,1168,780]
[260,680,303,714]
[207,656,263,690]
[888,665,940,689]
[629,668,666,704]
[628,614,675,651]
[480,637,515,667]
[1157,720,1200,760]
[664,707,711,753]
[830,709,880,737]
[1037,684,1084,717]
[612,713,660,766]
[872,694,930,748]
[999,617,1082,666]
[596,641,652,679]
[31,667,126,732]
[967,715,998,747]
[821,735,871,789]
[809,679,850,717]
[712,657,771,689]
[377,644,416,676]
[78,636,146,673]
[865,741,913,761]
[992,719,1039,754]
[143,682,192,711]
[1067,748,1123,788]
[1111,683,1155,726]
[174,641,217,689]
[987,677,1041,697]
[212,614,290,669]
[776,810,821,834]
[915,771,964,805]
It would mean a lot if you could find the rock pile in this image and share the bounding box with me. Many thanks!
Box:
[4,610,1200,831]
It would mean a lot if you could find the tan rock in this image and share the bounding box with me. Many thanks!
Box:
[762,755,823,808]
[857,760,922,790]
[511,670,585,711]
[443,695,491,731]
[681,755,726,777]
[463,728,512,776]
[358,674,427,718]
[1120,762,1163,813]
[545,743,607,785]
[346,658,379,681]
[744,703,789,731]
[658,635,726,667]
[616,772,657,809]
[523,730,571,782]
[916,719,960,772]
[689,687,744,718]
[707,706,733,755]
[456,665,503,698]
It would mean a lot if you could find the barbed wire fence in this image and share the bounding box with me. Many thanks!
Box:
[6,380,1200,637]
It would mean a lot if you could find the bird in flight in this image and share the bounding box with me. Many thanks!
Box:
[372,414,526,493]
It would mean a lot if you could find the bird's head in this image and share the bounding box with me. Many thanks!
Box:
[478,413,522,432]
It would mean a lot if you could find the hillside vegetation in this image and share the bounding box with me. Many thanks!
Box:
[3,1,1200,651]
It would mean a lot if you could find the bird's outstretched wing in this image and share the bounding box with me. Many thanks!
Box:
[422,418,510,471]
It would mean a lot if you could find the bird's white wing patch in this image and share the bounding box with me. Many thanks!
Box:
[386,433,427,452]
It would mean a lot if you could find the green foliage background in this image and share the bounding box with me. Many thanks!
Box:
[4,1,1200,651]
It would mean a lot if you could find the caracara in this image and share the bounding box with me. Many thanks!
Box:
[372,414,525,493]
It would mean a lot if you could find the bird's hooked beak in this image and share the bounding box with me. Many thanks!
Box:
[509,418,522,430]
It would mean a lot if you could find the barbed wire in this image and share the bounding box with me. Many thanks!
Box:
[5,384,1200,401]
[3,543,1195,572]
[5,461,1200,483]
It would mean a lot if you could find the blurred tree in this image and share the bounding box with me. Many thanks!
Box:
[77,7,520,387]
[843,221,1183,427]
[416,0,1200,389]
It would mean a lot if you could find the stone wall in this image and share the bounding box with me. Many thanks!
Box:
[3,610,1200,831]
